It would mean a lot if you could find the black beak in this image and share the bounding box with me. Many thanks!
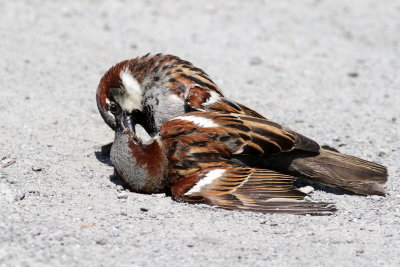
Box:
[118,112,135,134]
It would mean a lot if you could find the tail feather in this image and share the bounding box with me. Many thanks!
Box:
[225,199,336,216]
[263,149,388,196]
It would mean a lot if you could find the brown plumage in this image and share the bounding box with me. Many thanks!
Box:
[162,112,387,196]
[97,54,264,135]
[171,167,334,215]
[110,111,336,215]
[262,149,387,196]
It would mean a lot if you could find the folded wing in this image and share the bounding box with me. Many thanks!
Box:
[171,167,336,215]
[162,112,320,157]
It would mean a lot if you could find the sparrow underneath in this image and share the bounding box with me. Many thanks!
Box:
[97,53,388,196]
[111,111,336,215]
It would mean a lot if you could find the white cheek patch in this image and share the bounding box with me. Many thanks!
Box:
[185,169,225,195]
[204,91,220,105]
[174,115,219,127]
[117,69,143,111]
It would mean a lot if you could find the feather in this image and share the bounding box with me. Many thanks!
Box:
[263,149,388,195]
[172,167,336,216]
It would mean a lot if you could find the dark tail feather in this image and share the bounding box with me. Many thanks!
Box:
[264,149,388,196]
[233,200,337,216]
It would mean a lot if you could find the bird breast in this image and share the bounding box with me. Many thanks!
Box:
[111,133,167,193]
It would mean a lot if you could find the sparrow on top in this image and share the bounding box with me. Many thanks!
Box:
[97,53,262,137]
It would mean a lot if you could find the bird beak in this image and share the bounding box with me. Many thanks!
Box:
[118,112,136,134]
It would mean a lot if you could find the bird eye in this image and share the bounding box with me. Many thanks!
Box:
[109,103,121,115]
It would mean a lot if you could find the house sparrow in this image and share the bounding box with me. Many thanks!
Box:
[98,53,388,196]
[97,53,262,136]
[111,111,336,215]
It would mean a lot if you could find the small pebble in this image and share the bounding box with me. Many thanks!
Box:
[378,151,387,157]
[96,238,107,245]
[28,190,40,196]
[249,56,263,66]
[32,166,42,172]
[0,183,25,202]
[116,185,124,191]
[52,230,65,241]
[110,231,120,237]
[1,158,15,168]
[348,72,359,78]
[371,195,381,201]
[356,249,364,255]
[117,192,128,199]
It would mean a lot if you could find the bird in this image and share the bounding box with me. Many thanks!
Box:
[97,53,388,196]
[97,53,262,136]
[111,110,336,215]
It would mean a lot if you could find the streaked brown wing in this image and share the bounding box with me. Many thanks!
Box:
[160,113,288,160]
[179,112,320,155]
[287,130,321,152]
[128,54,223,94]
[185,85,267,117]
[236,115,320,153]
[159,119,237,182]
[131,54,268,118]
[171,167,336,215]
[236,102,266,118]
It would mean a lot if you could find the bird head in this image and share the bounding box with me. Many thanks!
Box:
[96,60,146,132]
[97,54,217,136]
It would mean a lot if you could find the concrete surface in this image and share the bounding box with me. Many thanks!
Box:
[1,0,399,266]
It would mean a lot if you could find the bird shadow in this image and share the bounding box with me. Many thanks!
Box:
[94,151,113,166]
[108,173,126,187]
[94,142,113,166]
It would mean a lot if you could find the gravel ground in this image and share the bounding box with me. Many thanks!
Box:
[1,1,399,266]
